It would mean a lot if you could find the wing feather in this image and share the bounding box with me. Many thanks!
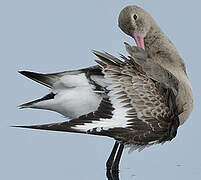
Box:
[16,46,179,147]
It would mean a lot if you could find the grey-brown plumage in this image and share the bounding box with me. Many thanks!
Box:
[91,48,180,145]
[15,5,194,171]
[124,42,179,96]
[16,48,180,145]
[118,6,193,125]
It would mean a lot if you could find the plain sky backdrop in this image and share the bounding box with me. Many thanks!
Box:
[1,0,201,179]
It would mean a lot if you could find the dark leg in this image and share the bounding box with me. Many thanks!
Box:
[111,144,124,171]
[106,169,113,180]
[106,169,120,180]
[106,141,119,170]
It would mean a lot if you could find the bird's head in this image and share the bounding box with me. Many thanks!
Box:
[118,5,155,50]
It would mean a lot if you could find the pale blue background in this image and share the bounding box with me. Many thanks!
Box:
[1,0,200,179]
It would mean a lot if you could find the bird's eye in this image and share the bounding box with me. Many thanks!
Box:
[133,14,138,20]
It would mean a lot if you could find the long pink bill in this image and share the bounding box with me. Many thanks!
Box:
[133,32,145,50]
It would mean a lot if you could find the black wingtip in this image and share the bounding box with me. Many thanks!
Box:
[18,70,38,79]
[18,102,34,109]
[18,71,40,81]
[18,105,25,109]
[10,121,84,133]
[11,125,39,131]
[11,125,37,129]
[11,124,61,132]
[18,70,32,77]
[18,70,53,88]
[18,70,24,74]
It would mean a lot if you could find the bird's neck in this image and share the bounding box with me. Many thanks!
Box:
[144,24,186,75]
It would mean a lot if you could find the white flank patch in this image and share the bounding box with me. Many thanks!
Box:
[53,73,90,89]
[34,73,102,118]
[72,82,133,132]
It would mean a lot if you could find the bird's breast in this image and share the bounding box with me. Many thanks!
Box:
[175,71,194,125]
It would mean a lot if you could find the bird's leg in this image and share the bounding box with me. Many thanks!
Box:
[111,144,124,172]
[106,141,119,170]
[106,169,120,180]
[106,169,113,180]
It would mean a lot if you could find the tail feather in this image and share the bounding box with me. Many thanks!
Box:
[19,71,59,88]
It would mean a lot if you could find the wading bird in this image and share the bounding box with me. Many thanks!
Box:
[16,5,193,172]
